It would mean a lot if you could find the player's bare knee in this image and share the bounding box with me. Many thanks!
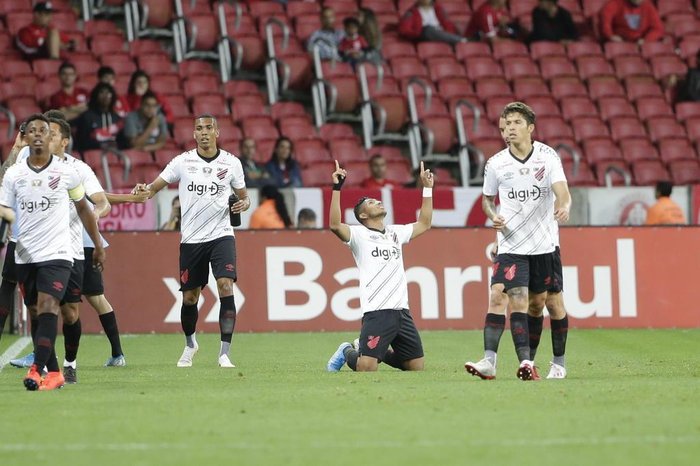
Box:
[488,288,507,311]
[356,356,379,372]
[528,292,546,317]
[36,295,59,315]
[403,358,424,371]
[546,292,567,319]
[182,290,199,306]
[216,278,234,297]
[60,303,80,324]
[507,286,528,310]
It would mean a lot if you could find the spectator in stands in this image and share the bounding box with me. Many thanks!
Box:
[399,0,465,45]
[98,66,130,117]
[161,196,181,231]
[307,7,344,60]
[645,181,687,225]
[670,50,700,102]
[529,0,579,43]
[297,208,318,229]
[600,0,664,44]
[126,70,175,126]
[358,7,382,63]
[338,17,368,67]
[265,137,303,188]
[465,0,517,42]
[48,62,89,121]
[249,185,293,229]
[239,138,269,188]
[122,91,168,152]
[361,154,398,189]
[15,2,74,60]
[72,82,124,153]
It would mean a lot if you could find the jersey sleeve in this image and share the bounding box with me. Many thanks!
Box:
[346,225,360,248]
[66,166,85,202]
[78,162,104,196]
[159,155,182,184]
[482,158,499,196]
[393,224,413,245]
[549,152,567,185]
[0,169,17,208]
[231,156,246,189]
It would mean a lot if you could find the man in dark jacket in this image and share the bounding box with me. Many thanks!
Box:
[529,0,579,43]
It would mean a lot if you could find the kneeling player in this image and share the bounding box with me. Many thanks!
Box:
[326,160,434,372]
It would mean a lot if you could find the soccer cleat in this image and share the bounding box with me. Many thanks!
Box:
[39,371,65,391]
[546,362,567,379]
[326,342,351,372]
[23,365,42,391]
[218,354,236,368]
[10,352,35,368]
[464,358,496,380]
[531,365,541,381]
[104,355,126,367]
[517,360,536,381]
[63,366,77,384]
[176,344,198,367]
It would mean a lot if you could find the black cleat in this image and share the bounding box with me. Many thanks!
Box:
[63,366,77,384]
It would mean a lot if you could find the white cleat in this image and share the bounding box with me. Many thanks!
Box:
[176,344,198,367]
[546,362,567,379]
[464,358,496,380]
[218,354,236,368]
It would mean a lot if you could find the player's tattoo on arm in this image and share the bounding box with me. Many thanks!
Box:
[0,147,21,186]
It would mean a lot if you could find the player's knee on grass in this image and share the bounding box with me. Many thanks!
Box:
[528,291,546,317]
[545,292,567,319]
[60,302,80,324]
[216,278,234,297]
[37,293,60,315]
[402,357,424,371]
[182,289,200,306]
[507,286,528,312]
[488,284,507,315]
[356,356,380,372]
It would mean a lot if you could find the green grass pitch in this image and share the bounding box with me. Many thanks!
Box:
[1,329,699,466]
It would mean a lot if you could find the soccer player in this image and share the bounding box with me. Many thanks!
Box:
[134,115,250,368]
[464,102,571,381]
[326,160,434,372]
[466,117,570,380]
[0,114,105,391]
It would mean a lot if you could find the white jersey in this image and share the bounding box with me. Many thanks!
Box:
[346,224,413,314]
[0,156,84,264]
[483,141,567,255]
[8,147,31,241]
[62,153,105,260]
[159,149,246,244]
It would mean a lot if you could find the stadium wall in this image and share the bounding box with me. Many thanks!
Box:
[80,227,700,334]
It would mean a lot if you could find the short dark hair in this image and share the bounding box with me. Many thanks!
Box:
[502,101,536,125]
[353,197,369,224]
[58,61,75,73]
[141,90,158,104]
[48,117,71,139]
[44,109,66,121]
[97,66,115,79]
[24,114,50,128]
[195,114,218,126]
[297,208,317,222]
[369,154,384,164]
[343,17,360,28]
[656,181,673,197]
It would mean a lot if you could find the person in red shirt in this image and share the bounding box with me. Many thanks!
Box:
[465,0,516,41]
[398,0,465,45]
[15,2,74,60]
[338,17,368,67]
[361,154,398,189]
[48,62,89,121]
[125,70,174,127]
[600,0,664,44]
[97,66,131,118]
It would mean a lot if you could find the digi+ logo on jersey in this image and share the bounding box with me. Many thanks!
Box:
[371,246,400,261]
[187,181,224,196]
[507,186,542,202]
[20,196,54,213]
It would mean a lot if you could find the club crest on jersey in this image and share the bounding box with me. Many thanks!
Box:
[202,167,213,175]
[217,169,228,180]
[534,166,545,181]
[48,176,60,190]
[32,180,42,187]
[519,168,530,175]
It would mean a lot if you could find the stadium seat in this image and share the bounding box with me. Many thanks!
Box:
[328,139,368,165]
[512,78,549,100]
[270,102,307,121]
[626,80,664,102]
[100,55,137,76]
[370,94,408,133]
[474,79,512,100]
[669,160,700,185]
[323,75,360,113]
[191,95,228,117]
[583,139,624,166]
[503,58,540,82]
[550,77,588,99]
[536,116,574,142]
[455,42,491,61]
[566,41,603,60]
[278,119,315,141]
[604,42,638,60]
[562,159,598,186]
[598,97,636,122]
[609,117,648,142]
[587,76,626,101]
[2,81,35,100]
[166,95,191,119]
[417,42,454,61]
[485,96,515,122]
[685,117,700,144]
[319,123,357,143]
[301,162,337,187]
[231,101,268,122]
[576,56,615,81]
[572,116,611,143]
[6,97,42,124]
[650,56,687,81]
[465,57,503,81]
[368,146,406,163]
[595,161,632,186]
[530,42,566,61]
[438,78,475,101]
[646,117,686,144]
[632,160,671,186]
[675,102,700,123]
[223,80,260,100]
[560,97,597,121]
[183,76,221,100]
[540,57,578,80]
[295,139,332,167]
[620,139,660,164]
[527,96,561,118]
[658,138,698,163]
[491,40,528,60]
[640,41,676,59]
[150,74,183,96]
[32,59,62,78]
[614,56,652,80]
[428,58,466,83]
[242,117,280,140]
[122,149,154,167]
[90,33,128,56]
[636,97,674,121]
[385,161,413,184]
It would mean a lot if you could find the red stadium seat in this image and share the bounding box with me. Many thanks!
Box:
[535,116,574,142]
[183,76,221,100]
[636,97,674,121]
[527,96,561,118]
[530,42,566,61]
[604,42,638,60]
[438,78,475,100]
[475,78,512,100]
[455,42,491,60]
[223,80,260,100]
[614,56,652,80]
[122,149,154,167]
[270,102,307,121]
[567,42,603,60]
[650,56,687,81]
[598,97,636,122]
[626,80,664,102]
[620,139,660,164]
[583,139,624,166]
[512,79,549,99]
[550,77,588,99]
[669,160,700,185]
[319,123,358,143]
[640,41,676,59]
[576,56,615,81]
[539,57,578,80]
[587,76,626,101]
[295,139,332,167]
[90,33,127,57]
[385,161,413,184]
[572,116,610,143]
[328,139,367,164]
[685,117,700,143]
[563,160,598,186]
[609,117,648,142]
[417,42,454,60]
[465,57,503,81]
[287,1,320,18]
[595,161,632,186]
[383,42,416,61]
[632,160,671,186]
[658,139,698,163]
[503,58,540,82]
[675,102,700,123]
[231,101,268,122]
[301,162,337,187]
[367,146,406,163]
[191,95,228,117]
[6,97,41,124]
[32,59,62,78]
[166,95,191,119]
[646,117,686,144]
[560,97,597,121]
[491,40,529,60]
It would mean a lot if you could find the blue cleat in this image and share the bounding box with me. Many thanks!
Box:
[104,355,126,367]
[326,342,352,372]
[10,352,35,368]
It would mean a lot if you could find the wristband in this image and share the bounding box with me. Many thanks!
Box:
[422,187,433,198]
[332,175,346,191]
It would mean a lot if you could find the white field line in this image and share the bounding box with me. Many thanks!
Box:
[0,336,31,372]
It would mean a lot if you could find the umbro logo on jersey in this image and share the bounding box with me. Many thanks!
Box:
[187,181,224,196]
[507,186,542,202]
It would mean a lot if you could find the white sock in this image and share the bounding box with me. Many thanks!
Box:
[63,359,76,369]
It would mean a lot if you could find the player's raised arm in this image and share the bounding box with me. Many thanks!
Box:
[106,190,150,204]
[411,161,434,239]
[552,181,571,223]
[329,160,351,242]
[0,132,26,186]
[89,191,111,220]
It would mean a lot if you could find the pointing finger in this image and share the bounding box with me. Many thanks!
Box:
[335,159,340,170]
